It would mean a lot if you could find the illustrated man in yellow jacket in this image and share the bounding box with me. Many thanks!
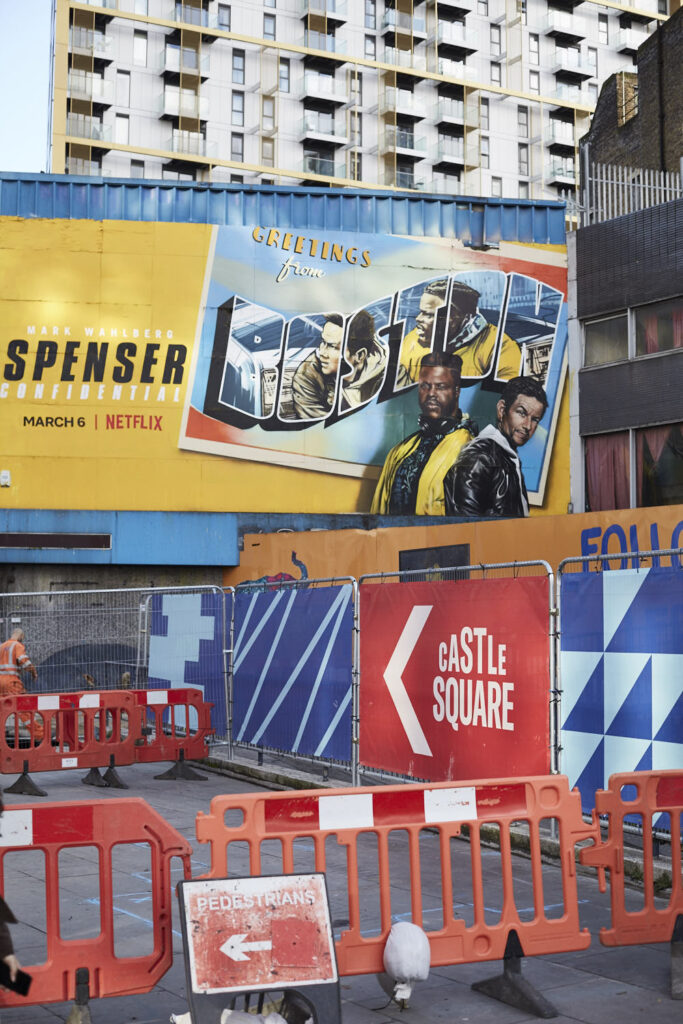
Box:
[371,351,476,515]
[445,279,521,382]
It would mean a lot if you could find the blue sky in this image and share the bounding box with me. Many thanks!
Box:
[0,0,53,173]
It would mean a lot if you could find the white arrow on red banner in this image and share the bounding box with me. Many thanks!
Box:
[383,605,433,757]
[220,933,272,962]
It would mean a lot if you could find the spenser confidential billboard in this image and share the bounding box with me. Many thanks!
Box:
[359,576,551,780]
[0,216,566,514]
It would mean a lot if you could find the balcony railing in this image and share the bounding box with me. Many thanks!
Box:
[66,114,112,142]
[382,10,427,33]
[160,48,211,75]
[384,170,426,190]
[301,113,347,140]
[159,92,209,119]
[552,51,595,78]
[384,47,427,71]
[304,31,347,54]
[169,129,215,157]
[301,154,346,177]
[384,128,427,153]
[436,58,477,80]
[435,21,474,48]
[381,87,420,116]
[552,82,590,104]
[173,3,218,28]
[544,11,586,37]
[547,159,577,183]
[69,27,112,56]
[436,140,465,162]
[67,72,114,104]
[302,71,348,103]
[615,28,647,52]
[435,98,464,122]
[300,0,348,17]
[546,121,575,146]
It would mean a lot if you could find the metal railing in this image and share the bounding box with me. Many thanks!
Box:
[566,157,682,229]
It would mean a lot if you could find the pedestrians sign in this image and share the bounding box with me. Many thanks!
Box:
[178,873,338,1002]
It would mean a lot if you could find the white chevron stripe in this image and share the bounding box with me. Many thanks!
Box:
[559,650,603,726]
[603,652,650,734]
[603,569,649,649]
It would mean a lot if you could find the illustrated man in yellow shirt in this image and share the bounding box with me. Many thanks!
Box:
[445,279,521,382]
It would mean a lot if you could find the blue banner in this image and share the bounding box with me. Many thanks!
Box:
[560,567,683,825]
[148,591,226,734]
[233,584,353,760]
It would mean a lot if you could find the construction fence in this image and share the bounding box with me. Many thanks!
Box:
[0,549,680,820]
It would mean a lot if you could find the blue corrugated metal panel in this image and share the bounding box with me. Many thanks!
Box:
[0,173,566,247]
[0,510,239,566]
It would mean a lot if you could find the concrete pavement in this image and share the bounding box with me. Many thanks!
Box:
[0,756,678,1024]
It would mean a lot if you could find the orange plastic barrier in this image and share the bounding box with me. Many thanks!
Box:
[0,690,139,776]
[0,798,192,1008]
[132,687,213,764]
[195,775,598,976]
[580,770,683,946]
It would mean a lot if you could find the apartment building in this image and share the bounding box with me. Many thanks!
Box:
[51,0,670,198]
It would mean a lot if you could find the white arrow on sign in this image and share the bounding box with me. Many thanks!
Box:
[220,933,272,962]
[383,605,433,757]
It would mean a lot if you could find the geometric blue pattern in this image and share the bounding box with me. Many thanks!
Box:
[233,584,353,761]
[561,567,683,817]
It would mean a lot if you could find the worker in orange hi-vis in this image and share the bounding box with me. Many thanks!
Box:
[0,628,44,742]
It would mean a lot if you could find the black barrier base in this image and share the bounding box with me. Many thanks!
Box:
[472,931,557,1019]
[81,767,108,788]
[4,761,47,797]
[155,749,207,781]
[672,914,683,1000]
[65,966,92,1024]
[103,757,128,789]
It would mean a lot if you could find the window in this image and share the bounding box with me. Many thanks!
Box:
[587,47,597,72]
[517,105,528,138]
[350,110,362,146]
[365,35,376,59]
[230,174,244,183]
[598,14,608,45]
[350,71,363,105]
[262,96,275,132]
[231,132,244,161]
[218,4,231,29]
[115,114,129,144]
[635,297,683,356]
[477,0,488,12]
[490,25,501,58]
[491,176,502,197]
[262,137,274,166]
[529,70,540,93]
[481,136,489,169]
[585,433,630,511]
[480,97,489,131]
[518,0,527,24]
[350,151,362,181]
[365,0,376,29]
[519,181,529,199]
[490,62,501,85]
[584,315,628,366]
[231,91,244,126]
[529,33,539,66]
[232,49,245,84]
[133,30,147,66]
[657,0,668,11]
[263,14,276,40]
[131,159,144,178]
[636,423,683,507]
[518,143,529,176]
[279,57,290,92]
[116,70,130,106]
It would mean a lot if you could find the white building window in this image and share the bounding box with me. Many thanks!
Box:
[133,30,147,67]
[491,176,502,197]
[115,114,129,144]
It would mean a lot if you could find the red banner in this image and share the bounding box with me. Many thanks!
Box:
[359,576,550,780]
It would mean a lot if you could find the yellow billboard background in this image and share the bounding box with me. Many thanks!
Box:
[0,217,569,514]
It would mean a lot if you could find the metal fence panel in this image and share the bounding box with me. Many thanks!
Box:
[558,550,683,825]
[232,580,355,764]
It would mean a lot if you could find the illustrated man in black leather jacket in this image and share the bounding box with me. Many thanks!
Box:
[444,375,548,517]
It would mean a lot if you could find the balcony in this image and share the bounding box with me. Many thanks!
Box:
[300,0,348,24]
[300,112,348,145]
[546,159,577,186]
[66,114,112,143]
[160,47,210,78]
[303,30,347,59]
[69,27,113,61]
[302,71,348,105]
[436,58,477,81]
[425,176,462,194]
[381,9,428,39]
[168,129,215,158]
[544,11,586,41]
[434,139,466,167]
[615,28,647,54]
[384,169,426,190]
[433,21,478,56]
[384,47,427,72]
[67,72,114,106]
[383,128,427,158]
[173,3,218,29]
[435,97,465,126]
[545,120,575,149]
[381,87,424,120]
[301,154,346,178]
[436,0,473,13]
[158,91,209,120]
[552,51,595,81]
[551,82,590,105]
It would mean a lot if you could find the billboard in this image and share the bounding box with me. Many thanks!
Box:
[0,216,567,514]
[359,576,551,780]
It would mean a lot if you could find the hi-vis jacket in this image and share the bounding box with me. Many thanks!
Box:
[0,638,34,682]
